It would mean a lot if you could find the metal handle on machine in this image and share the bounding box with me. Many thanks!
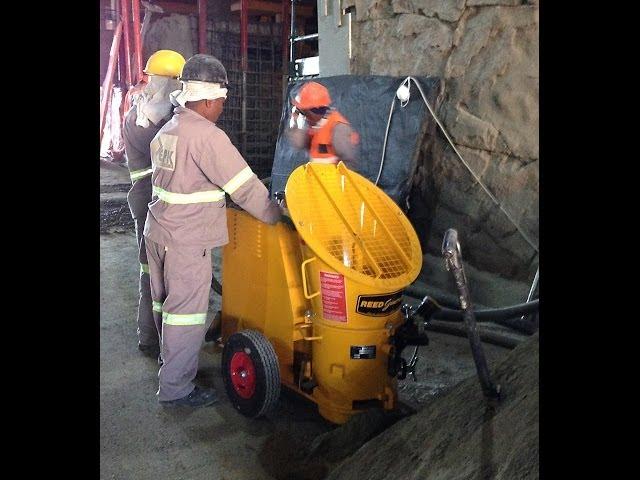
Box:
[296,322,323,341]
[301,257,320,299]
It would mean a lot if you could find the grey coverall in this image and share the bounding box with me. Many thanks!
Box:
[144,106,280,401]
[122,107,166,348]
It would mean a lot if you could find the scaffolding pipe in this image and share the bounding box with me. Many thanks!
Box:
[114,0,123,85]
[198,0,207,54]
[282,0,290,88]
[241,0,248,156]
[132,0,143,83]
[101,21,123,144]
[120,0,132,87]
[292,32,318,42]
[289,0,295,74]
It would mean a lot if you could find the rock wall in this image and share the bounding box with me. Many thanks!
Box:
[350,0,539,281]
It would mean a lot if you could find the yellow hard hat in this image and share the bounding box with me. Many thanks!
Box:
[143,50,186,77]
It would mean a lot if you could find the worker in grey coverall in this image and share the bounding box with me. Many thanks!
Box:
[144,54,281,407]
[123,49,185,359]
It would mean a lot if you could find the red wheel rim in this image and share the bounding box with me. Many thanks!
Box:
[229,351,256,399]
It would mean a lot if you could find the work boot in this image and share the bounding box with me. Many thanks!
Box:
[138,343,160,358]
[159,386,218,408]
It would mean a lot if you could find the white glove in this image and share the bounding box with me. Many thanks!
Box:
[289,106,307,130]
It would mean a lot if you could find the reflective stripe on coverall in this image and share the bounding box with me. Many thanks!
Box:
[144,106,280,401]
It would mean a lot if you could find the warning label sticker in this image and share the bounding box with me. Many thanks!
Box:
[320,271,347,322]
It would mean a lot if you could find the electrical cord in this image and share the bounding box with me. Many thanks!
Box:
[375,76,538,254]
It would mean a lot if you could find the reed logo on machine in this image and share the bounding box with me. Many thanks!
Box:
[356,291,403,316]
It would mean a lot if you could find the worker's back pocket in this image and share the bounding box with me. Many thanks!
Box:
[166,246,212,284]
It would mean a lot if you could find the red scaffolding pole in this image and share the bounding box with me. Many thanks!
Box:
[241,0,248,155]
[132,0,143,83]
[120,0,132,87]
[101,21,123,144]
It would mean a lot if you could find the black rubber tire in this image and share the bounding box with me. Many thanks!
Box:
[221,330,281,418]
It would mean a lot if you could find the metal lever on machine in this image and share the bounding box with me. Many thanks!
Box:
[406,346,419,382]
[402,298,439,382]
[274,190,297,229]
[274,190,286,207]
[388,302,430,381]
[442,228,500,402]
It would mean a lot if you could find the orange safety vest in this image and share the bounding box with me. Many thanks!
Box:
[308,111,351,163]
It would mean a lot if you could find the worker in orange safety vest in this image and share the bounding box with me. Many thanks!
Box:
[285,81,359,168]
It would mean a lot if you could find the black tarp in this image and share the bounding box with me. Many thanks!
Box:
[270,75,442,209]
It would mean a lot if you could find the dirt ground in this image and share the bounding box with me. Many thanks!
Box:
[99,162,530,479]
[327,335,540,480]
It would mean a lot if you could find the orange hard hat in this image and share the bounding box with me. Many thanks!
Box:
[291,82,332,110]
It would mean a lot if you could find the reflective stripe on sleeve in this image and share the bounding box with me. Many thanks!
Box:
[130,168,153,182]
[222,166,255,194]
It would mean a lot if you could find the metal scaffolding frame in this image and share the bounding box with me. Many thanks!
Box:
[204,19,284,179]
[100,0,209,147]
[101,0,314,177]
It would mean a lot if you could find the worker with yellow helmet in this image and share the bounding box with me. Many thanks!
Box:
[122,49,186,362]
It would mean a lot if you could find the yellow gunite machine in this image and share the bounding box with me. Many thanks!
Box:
[220,161,429,424]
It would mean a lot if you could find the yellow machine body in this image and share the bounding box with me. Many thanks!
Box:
[221,162,422,424]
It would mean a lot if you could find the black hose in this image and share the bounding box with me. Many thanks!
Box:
[432,299,539,335]
[405,284,461,309]
[406,288,539,335]
[433,299,539,322]
[425,321,522,349]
